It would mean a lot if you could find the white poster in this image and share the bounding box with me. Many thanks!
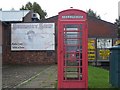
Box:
[11,23,55,50]
[97,39,112,48]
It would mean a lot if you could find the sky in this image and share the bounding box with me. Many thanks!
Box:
[0,0,120,23]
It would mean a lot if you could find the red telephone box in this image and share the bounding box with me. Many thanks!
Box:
[58,9,88,89]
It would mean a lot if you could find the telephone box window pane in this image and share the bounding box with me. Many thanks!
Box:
[65,46,82,52]
[66,72,78,79]
[80,67,82,80]
[65,24,78,28]
[80,32,82,37]
[80,24,82,30]
[64,67,79,80]
[65,67,78,72]
[66,60,79,66]
[80,67,82,73]
[64,32,78,38]
[80,60,82,66]
[65,53,79,59]
[64,32,82,38]
[66,46,79,51]
[66,28,78,31]
[80,40,82,45]
[65,24,78,31]
[65,39,79,45]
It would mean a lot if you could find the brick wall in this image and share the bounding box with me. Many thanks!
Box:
[2,23,57,65]
[23,11,32,22]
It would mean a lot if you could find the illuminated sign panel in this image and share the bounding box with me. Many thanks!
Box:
[11,23,55,51]
[62,15,83,19]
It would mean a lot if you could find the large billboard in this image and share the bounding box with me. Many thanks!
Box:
[11,23,55,51]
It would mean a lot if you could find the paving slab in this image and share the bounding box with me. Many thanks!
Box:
[16,65,57,88]
[0,54,2,90]
[2,64,57,88]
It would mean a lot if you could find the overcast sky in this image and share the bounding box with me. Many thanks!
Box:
[0,0,120,23]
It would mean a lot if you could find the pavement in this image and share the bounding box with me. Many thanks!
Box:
[2,64,57,89]
[0,53,2,90]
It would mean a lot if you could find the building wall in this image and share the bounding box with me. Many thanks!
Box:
[2,14,118,64]
[23,11,32,22]
[0,21,2,54]
[2,24,56,64]
[88,16,118,38]
[23,11,39,22]
[41,15,118,61]
[0,21,2,45]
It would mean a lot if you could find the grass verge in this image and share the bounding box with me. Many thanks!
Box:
[55,65,111,88]
[88,65,111,88]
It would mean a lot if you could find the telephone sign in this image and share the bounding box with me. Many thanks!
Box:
[58,9,88,89]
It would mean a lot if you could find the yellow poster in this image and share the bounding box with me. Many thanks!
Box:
[114,40,120,45]
[99,49,110,60]
[88,39,95,60]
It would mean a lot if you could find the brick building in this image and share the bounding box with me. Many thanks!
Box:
[39,15,118,62]
[0,21,2,53]
[1,10,118,64]
[1,10,56,64]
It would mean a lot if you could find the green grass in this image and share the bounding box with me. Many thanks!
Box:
[88,66,111,88]
[55,65,112,88]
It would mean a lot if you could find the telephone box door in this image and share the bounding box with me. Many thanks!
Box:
[58,9,88,88]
